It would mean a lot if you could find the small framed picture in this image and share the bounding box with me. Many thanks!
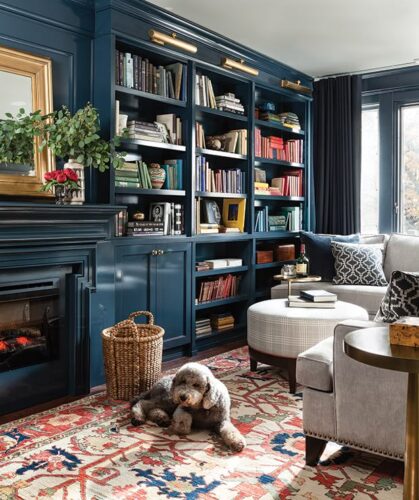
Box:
[222,199,246,232]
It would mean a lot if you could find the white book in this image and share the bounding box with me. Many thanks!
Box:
[125,53,134,88]
[300,290,337,302]
[226,258,243,267]
[288,296,336,309]
[205,259,229,269]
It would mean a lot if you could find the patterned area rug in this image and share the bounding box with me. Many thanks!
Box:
[0,347,403,499]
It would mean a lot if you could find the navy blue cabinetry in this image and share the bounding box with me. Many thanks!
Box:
[114,241,191,352]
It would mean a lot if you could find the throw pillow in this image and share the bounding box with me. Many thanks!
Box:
[300,231,360,281]
[331,242,387,286]
[375,270,419,323]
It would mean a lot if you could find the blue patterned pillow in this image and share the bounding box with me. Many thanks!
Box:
[331,242,387,286]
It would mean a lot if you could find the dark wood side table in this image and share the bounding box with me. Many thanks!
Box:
[344,326,419,500]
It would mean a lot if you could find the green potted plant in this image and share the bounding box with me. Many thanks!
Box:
[40,103,125,203]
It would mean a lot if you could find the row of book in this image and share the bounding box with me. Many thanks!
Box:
[196,274,240,304]
[255,129,303,163]
[195,74,245,115]
[196,124,247,155]
[128,202,185,236]
[115,50,186,100]
[195,156,245,194]
[253,170,303,197]
[115,160,183,190]
[195,313,235,337]
[254,206,301,232]
[127,116,182,145]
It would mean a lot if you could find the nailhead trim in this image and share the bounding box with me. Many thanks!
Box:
[304,430,404,460]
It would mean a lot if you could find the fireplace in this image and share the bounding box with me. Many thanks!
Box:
[0,265,77,415]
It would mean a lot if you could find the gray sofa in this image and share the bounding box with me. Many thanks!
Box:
[294,233,419,463]
[271,233,418,318]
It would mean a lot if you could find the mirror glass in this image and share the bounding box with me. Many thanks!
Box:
[0,70,35,176]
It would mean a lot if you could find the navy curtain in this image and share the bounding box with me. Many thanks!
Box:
[313,75,362,234]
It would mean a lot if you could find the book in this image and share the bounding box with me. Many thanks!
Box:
[287,296,336,308]
[300,290,337,302]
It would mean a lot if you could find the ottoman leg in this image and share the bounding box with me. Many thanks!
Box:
[288,358,297,394]
[250,357,258,371]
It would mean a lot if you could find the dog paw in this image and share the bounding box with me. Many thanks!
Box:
[131,417,144,427]
[170,422,191,435]
[155,415,171,428]
[229,435,246,453]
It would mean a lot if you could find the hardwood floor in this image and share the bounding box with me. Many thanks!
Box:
[0,339,246,425]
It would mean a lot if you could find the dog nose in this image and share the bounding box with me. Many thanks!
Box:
[180,394,187,402]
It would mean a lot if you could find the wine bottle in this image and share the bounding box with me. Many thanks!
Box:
[296,243,309,277]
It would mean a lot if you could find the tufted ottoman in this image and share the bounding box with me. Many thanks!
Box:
[247,298,368,393]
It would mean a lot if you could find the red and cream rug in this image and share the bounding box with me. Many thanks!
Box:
[0,347,403,499]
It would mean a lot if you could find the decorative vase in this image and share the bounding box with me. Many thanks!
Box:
[65,159,85,204]
[147,163,166,189]
[54,185,74,205]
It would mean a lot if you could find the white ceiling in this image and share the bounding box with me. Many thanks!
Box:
[149,0,419,77]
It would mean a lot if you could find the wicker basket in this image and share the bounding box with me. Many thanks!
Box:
[101,311,164,400]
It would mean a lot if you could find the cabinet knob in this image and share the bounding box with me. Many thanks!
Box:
[116,269,123,281]
[151,249,158,256]
[157,249,165,256]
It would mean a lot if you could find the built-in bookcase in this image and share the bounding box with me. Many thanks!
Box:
[94,26,312,352]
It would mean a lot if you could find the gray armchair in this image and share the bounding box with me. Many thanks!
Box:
[297,320,407,465]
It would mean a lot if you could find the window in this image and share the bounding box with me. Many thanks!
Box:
[361,107,380,234]
[399,104,419,235]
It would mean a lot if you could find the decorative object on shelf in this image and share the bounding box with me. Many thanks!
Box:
[41,103,126,173]
[206,137,222,150]
[132,211,145,221]
[221,57,259,76]
[63,159,84,204]
[274,244,295,262]
[40,168,80,205]
[147,163,166,189]
[256,250,273,264]
[148,29,198,54]
[222,198,246,232]
[0,46,54,197]
[202,199,222,225]
[282,264,296,278]
[280,79,312,95]
[389,317,419,347]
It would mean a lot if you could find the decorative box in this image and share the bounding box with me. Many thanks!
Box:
[389,317,419,347]
[256,250,273,264]
[274,244,295,262]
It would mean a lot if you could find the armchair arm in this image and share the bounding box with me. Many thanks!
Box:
[332,320,407,458]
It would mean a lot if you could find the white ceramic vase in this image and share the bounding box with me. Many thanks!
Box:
[65,159,85,205]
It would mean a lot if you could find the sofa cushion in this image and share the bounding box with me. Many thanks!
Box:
[297,336,334,392]
[300,231,360,281]
[384,233,419,281]
[271,282,386,317]
[375,270,419,323]
[331,242,387,286]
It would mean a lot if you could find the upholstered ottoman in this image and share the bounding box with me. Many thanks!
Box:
[247,299,368,393]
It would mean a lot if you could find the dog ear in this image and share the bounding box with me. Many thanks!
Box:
[202,375,220,409]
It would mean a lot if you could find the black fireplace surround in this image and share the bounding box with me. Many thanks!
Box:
[0,203,120,415]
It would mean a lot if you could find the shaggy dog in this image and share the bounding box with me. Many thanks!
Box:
[130,362,246,452]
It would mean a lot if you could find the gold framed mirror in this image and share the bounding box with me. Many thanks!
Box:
[0,46,53,196]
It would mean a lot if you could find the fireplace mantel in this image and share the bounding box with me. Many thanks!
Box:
[0,203,122,245]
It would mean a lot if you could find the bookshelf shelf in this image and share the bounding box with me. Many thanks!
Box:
[195,323,245,341]
[195,105,248,122]
[194,233,250,243]
[255,260,295,270]
[120,139,186,152]
[115,187,186,196]
[115,85,187,107]
[254,119,305,136]
[195,265,248,277]
[195,295,248,310]
[196,148,247,160]
[254,157,304,169]
[196,191,246,199]
[254,194,304,202]
[255,231,300,240]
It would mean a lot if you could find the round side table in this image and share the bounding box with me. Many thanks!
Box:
[273,274,322,297]
[344,327,419,500]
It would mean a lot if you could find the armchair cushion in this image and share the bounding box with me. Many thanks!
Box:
[297,336,334,392]
[375,270,419,322]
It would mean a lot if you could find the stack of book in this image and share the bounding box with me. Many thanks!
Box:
[115,50,186,100]
[215,93,245,115]
[210,313,235,331]
[195,318,212,337]
[254,206,301,232]
[127,115,182,145]
[196,156,245,193]
[288,290,338,309]
[148,202,184,235]
[115,162,141,188]
[278,112,301,130]
[254,170,303,197]
[126,220,165,237]
[254,129,303,163]
[195,258,243,272]
[196,274,240,304]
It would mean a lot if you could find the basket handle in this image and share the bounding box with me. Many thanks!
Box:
[128,311,154,325]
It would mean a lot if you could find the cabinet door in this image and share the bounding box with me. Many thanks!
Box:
[153,243,191,350]
[115,244,154,321]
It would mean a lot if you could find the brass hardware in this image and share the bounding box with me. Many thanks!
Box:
[157,249,164,256]
[221,57,259,76]
[148,29,198,54]
[280,79,312,95]
[151,249,158,256]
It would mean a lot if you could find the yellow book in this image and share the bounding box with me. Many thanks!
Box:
[254,182,269,189]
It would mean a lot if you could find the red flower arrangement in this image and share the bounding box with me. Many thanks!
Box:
[41,168,80,193]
